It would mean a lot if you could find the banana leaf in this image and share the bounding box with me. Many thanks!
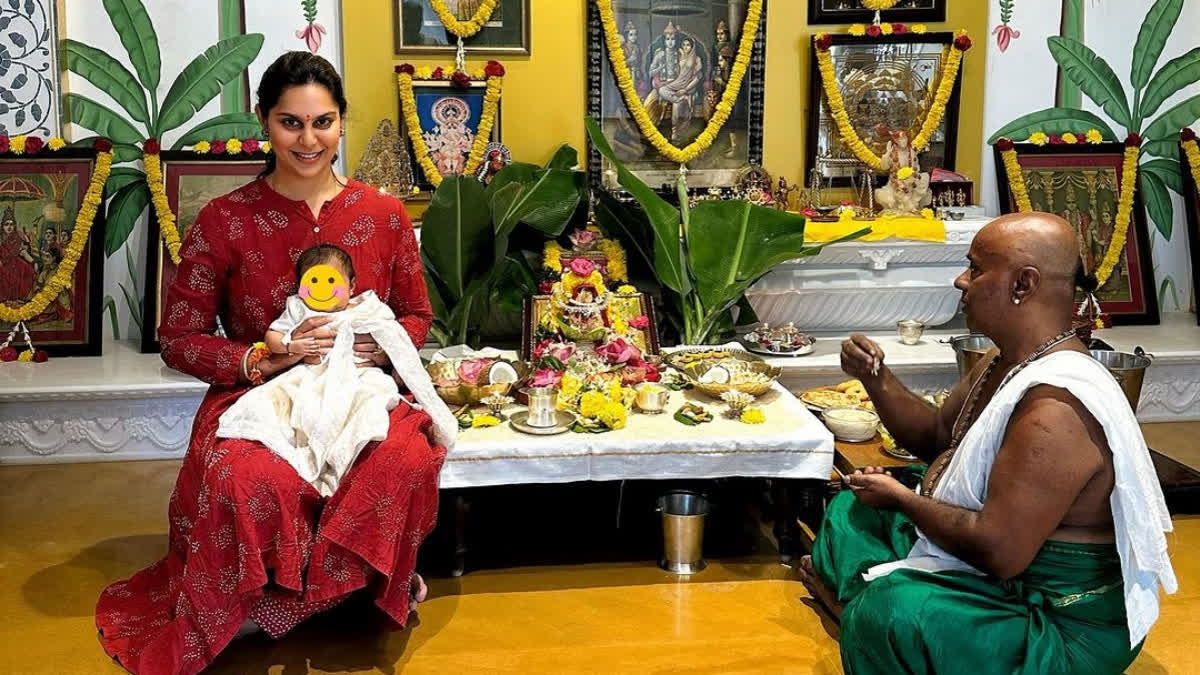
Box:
[486,162,583,235]
[102,0,161,92]
[1140,48,1200,120]
[1047,37,1132,131]
[64,39,150,127]
[585,116,691,296]
[421,175,493,305]
[987,107,1117,144]
[157,34,265,135]
[1131,0,1183,90]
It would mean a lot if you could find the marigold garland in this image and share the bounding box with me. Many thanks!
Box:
[142,139,183,265]
[862,0,900,10]
[815,29,969,171]
[0,139,113,324]
[996,133,1140,286]
[429,0,498,38]
[397,69,503,187]
[1182,130,1200,205]
[597,0,762,165]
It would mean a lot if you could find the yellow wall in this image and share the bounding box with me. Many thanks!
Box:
[343,0,988,202]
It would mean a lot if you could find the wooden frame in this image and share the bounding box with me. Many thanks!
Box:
[521,293,660,361]
[808,0,946,25]
[585,0,767,193]
[141,152,267,353]
[805,31,962,189]
[993,142,1159,326]
[1180,140,1200,325]
[393,0,530,56]
[398,79,504,192]
[0,149,105,356]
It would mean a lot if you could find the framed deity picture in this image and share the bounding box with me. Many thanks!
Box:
[521,293,660,361]
[993,142,1159,326]
[1180,138,1200,325]
[806,31,963,189]
[0,150,105,356]
[808,0,946,25]
[399,80,503,191]
[394,0,530,55]
[586,0,767,192]
[141,152,267,353]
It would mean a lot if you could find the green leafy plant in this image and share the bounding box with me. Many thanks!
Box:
[64,0,265,256]
[586,117,866,345]
[420,147,587,347]
[989,0,1200,241]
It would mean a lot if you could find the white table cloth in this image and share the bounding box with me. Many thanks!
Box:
[440,382,834,489]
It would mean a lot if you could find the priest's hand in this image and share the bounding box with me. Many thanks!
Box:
[846,467,908,510]
[841,333,886,381]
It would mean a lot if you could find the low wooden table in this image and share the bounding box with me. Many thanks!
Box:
[832,435,925,484]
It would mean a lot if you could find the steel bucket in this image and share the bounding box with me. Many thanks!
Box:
[947,334,996,378]
[1089,347,1153,411]
[656,491,709,574]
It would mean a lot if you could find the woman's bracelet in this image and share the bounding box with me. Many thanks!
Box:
[244,341,271,386]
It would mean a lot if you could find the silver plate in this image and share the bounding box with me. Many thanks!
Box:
[883,446,918,461]
[744,341,814,357]
[509,410,576,435]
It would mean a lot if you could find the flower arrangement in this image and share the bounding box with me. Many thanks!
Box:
[0,134,65,155]
[814,28,970,171]
[995,132,1141,287]
[540,226,629,291]
[596,0,761,164]
[1183,129,1200,205]
[396,61,504,186]
[0,138,114,361]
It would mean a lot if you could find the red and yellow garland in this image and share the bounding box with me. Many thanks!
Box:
[814,29,971,171]
[1182,128,1200,200]
[396,61,504,187]
[996,133,1141,287]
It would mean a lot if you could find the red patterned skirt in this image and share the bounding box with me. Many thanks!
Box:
[95,388,445,674]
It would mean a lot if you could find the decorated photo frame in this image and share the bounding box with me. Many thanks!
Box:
[141,151,267,353]
[585,0,767,193]
[521,293,660,361]
[993,142,1159,326]
[1180,134,1200,325]
[805,30,963,189]
[0,147,106,357]
[394,0,530,55]
[397,77,503,192]
[808,0,946,25]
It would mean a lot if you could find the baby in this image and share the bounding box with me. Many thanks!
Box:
[217,244,456,496]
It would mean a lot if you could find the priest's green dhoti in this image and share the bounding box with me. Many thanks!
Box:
[812,484,1142,674]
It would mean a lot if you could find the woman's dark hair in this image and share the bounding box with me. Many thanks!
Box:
[256,51,348,179]
[1074,260,1100,293]
[295,244,356,286]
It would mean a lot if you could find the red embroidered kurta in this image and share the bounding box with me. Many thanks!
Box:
[95,179,443,674]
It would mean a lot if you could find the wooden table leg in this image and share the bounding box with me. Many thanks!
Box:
[771,479,799,563]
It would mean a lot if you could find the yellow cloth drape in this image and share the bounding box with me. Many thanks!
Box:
[804,216,947,244]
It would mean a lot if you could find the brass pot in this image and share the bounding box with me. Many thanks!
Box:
[425,358,530,406]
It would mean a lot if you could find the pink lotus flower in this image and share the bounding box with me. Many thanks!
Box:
[568,258,596,277]
[569,228,599,249]
[531,368,563,387]
[296,22,327,54]
[992,23,1020,53]
[533,339,574,364]
[456,358,495,385]
[628,315,650,330]
[597,337,639,365]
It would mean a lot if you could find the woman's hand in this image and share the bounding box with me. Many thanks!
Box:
[353,334,390,369]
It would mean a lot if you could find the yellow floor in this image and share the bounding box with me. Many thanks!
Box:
[1,447,1196,673]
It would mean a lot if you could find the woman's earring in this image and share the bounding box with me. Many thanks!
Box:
[1012,297,1021,305]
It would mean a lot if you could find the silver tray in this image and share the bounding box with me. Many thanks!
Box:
[744,340,814,357]
[509,410,576,435]
[663,347,765,371]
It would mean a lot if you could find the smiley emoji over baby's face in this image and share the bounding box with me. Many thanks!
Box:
[298,263,351,311]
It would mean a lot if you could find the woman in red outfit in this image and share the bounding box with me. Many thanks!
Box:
[96,52,444,674]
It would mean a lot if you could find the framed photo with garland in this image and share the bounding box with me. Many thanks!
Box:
[398,78,503,192]
[808,0,946,25]
[0,148,106,357]
[521,293,660,362]
[805,30,964,189]
[1180,133,1200,326]
[141,151,267,353]
[585,0,767,192]
[394,0,530,55]
[993,142,1159,326]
